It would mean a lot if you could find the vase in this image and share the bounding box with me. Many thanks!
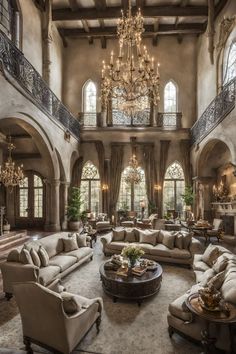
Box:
[128,258,137,269]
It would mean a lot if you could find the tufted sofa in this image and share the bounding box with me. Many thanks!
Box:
[167,244,236,352]
[0,232,93,299]
[100,228,203,266]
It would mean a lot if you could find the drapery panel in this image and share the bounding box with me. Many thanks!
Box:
[159,140,171,216]
[109,144,124,216]
[180,139,192,186]
[95,141,105,183]
[71,156,84,187]
[142,144,157,209]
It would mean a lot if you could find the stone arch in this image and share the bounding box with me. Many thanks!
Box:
[82,79,97,112]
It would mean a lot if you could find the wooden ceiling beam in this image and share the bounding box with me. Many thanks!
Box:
[68,0,78,11]
[82,20,90,33]
[214,0,228,19]
[59,23,205,38]
[52,5,208,21]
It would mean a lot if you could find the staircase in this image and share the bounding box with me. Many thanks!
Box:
[0,231,29,260]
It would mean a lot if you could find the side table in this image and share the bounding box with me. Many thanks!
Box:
[186,293,236,353]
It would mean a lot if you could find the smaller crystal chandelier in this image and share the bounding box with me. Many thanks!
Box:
[0,137,24,191]
[124,138,142,185]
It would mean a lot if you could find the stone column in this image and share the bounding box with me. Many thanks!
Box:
[43,179,51,230]
[61,181,70,230]
[48,179,61,231]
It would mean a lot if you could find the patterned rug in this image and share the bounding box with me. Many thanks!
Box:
[0,238,202,354]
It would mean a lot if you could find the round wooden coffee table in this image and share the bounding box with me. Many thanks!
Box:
[99,260,163,305]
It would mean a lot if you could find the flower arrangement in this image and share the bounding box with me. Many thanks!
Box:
[121,244,144,268]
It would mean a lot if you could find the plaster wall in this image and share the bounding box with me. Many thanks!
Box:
[63,36,197,128]
[50,23,64,99]
[197,0,236,117]
[19,0,43,74]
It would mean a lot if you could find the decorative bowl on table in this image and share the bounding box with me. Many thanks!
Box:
[198,284,222,311]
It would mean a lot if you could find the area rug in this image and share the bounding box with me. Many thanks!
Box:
[0,238,201,354]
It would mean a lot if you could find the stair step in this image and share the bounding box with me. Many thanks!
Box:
[0,231,27,246]
[0,235,29,253]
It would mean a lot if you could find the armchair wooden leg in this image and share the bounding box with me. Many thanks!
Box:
[90,255,93,261]
[96,315,101,334]
[23,336,33,354]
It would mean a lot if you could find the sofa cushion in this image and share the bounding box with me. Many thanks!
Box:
[170,248,191,260]
[19,247,33,265]
[75,233,87,247]
[149,244,171,257]
[202,244,220,267]
[7,249,20,262]
[157,230,166,243]
[49,255,77,272]
[112,229,125,241]
[66,247,92,261]
[193,254,210,272]
[38,265,61,286]
[175,233,183,249]
[39,234,64,259]
[106,241,127,251]
[199,268,216,286]
[137,243,154,254]
[209,271,225,290]
[62,237,78,252]
[139,230,157,246]
[182,232,192,250]
[125,229,136,243]
[30,248,41,268]
[168,293,192,322]
[162,232,176,249]
[61,293,81,315]
[213,255,229,273]
[38,246,50,267]
[221,279,236,305]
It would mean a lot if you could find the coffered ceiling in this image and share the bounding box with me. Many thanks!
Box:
[51,0,228,46]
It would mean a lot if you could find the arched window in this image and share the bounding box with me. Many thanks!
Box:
[223,42,236,85]
[163,161,185,217]
[164,81,177,112]
[82,80,97,126]
[17,172,45,227]
[80,161,100,214]
[117,167,148,216]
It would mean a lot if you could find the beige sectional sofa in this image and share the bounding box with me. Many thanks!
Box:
[100,228,203,266]
[1,232,93,299]
[167,244,236,352]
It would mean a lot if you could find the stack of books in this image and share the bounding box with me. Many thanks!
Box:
[132,266,147,276]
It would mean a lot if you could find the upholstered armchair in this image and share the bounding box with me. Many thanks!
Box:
[206,218,223,242]
[120,211,137,227]
[13,281,102,354]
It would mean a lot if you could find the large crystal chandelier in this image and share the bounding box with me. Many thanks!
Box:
[101,0,160,115]
[0,137,24,191]
[124,138,142,184]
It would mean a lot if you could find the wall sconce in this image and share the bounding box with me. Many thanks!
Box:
[102,184,109,191]
[154,184,161,191]
[64,130,71,142]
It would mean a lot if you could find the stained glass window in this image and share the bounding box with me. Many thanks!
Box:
[224,42,236,85]
[81,161,100,213]
[117,167,148,216]
[19,177,28,217]
[164,81,177,112]
[83,80,97,126]
[163,162,185,217]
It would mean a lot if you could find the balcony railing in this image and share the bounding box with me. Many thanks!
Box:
[157,112,182,129]
[112,109,150,126]
[191,78,236,145]
[0,30,80,139]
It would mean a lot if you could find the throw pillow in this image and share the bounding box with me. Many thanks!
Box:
[174,232,183,249]
[200,268,216,286]
[209,271,225,290]
[74,233,87,248]
[19,247,33,265]
[63,237,79,252]
[139,231,156,246]
[112,229,125,241]
[213,255,228,273]
[125,229,136,243]
[30,248,41,268]
[61,293,81,315]
[7,249,20,262]
[157,230,166,243]
[202,244,220,267]
[162,232,176,249]
[221,280,236,305]
[38,245,50,267]
[182,232,192,250]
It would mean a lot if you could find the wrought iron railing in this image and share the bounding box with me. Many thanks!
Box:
[191,78,236,145]
[112,109,150,126]
[157,112,182,129]
[0,30,80,139]
[79,112,97,127]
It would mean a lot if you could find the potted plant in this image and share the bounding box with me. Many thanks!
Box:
[181,186,194,211]
[67,187,84,231]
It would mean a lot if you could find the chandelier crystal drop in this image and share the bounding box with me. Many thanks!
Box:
[101,0,160,115]
[0,137,24,191]
[124,154,142,185]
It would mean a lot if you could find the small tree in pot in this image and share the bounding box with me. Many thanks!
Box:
[67,187,84,231]
[181,186,194,211]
